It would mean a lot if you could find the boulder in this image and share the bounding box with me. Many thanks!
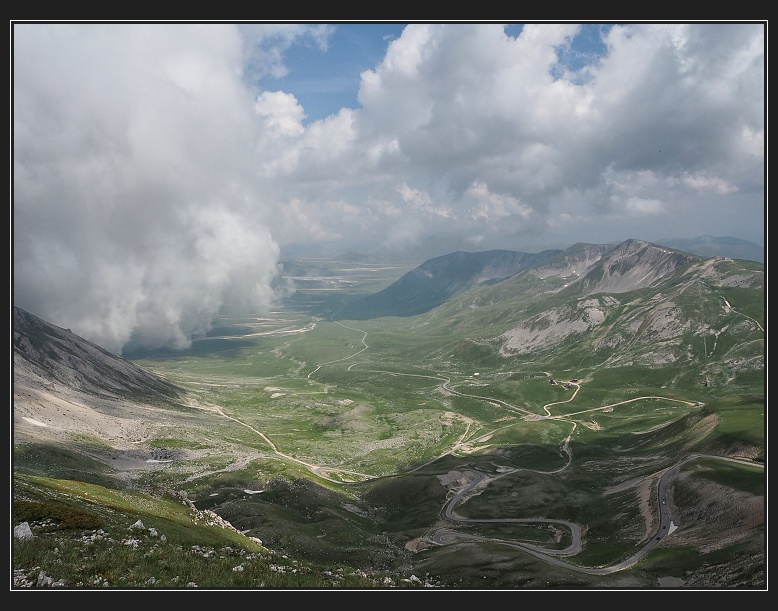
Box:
[14,521,34,541]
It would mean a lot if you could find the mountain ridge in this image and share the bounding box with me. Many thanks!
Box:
[334,248,561,319]
[333,238,706,321]
[401,239,763,380]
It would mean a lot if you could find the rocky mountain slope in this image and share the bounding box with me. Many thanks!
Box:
[401,240,764,380]
[13,306,193,462]
[14,306,184,400]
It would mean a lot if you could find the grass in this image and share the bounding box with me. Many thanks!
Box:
[12,474,431,589]
[679,458,765,494]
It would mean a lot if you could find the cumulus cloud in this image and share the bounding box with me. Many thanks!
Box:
[13,22,764,353]
[339,23,761,246]
[13,24,282,354]
[254,91,306,137]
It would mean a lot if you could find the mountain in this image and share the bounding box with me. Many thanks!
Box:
[335,248,562,319]
[13,305,191,459]
[15,239,762,443]
[12,307,419,588]
[14,306,184,401]
[537,240,698,294]
[414,239,764,379]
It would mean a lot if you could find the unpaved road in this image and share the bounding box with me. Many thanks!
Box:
[429,454,763,575]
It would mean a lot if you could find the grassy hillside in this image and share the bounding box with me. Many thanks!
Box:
[13,244,765,589]
[13,473,424,589]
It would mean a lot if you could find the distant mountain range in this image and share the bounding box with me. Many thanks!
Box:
[282,233,764,265]
[15,239,764,384]
[655,235,764,263]
[16,237,761,382]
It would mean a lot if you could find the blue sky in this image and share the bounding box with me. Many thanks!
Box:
[13,22,765,354]
[256,23,614,122]
[260,23,409,122]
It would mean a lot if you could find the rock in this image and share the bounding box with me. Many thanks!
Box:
[36,571,54,587]
[14,522,34,541]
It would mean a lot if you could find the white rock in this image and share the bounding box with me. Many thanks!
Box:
[14,522,34,541]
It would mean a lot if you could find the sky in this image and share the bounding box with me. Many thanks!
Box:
[12,22,765,355]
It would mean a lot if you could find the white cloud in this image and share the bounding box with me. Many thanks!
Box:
[238,23,334,81]
[397,183,453,219]
[466,181,533,223]
[254,91,306,136]
[675,172,737,195]
[624,197,666,216]
[13,24,281,354]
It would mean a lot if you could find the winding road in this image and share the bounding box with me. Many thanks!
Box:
[195,314,763,571]
[428,453,762,575]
